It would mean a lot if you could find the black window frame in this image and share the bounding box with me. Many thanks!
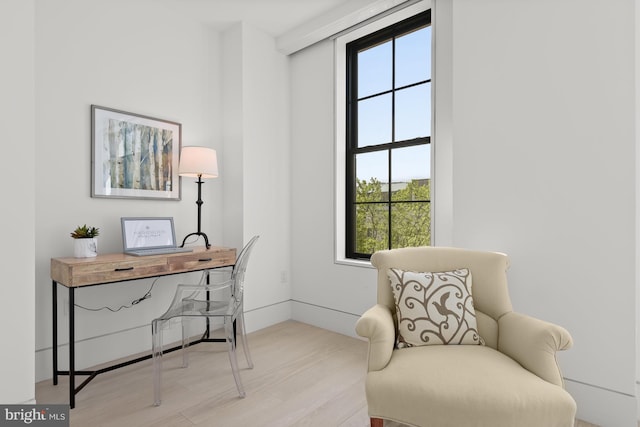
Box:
[345,10,432,260]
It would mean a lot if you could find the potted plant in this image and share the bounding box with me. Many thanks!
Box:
[70,224,100,258]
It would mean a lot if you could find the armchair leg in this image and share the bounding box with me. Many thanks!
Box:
[371,418,384,427]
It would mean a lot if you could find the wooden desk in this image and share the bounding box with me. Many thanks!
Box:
[51,246,236,408]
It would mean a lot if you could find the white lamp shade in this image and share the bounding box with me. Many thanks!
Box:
[179,146,218,178]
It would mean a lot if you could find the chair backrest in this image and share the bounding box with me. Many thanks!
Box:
[370,246,513,349]
[230,235,260,299]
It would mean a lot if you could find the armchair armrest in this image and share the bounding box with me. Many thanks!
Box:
[355,304,396,372]
[498,311,573,387]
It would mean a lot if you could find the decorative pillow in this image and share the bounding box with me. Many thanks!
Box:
[388,268,483,347]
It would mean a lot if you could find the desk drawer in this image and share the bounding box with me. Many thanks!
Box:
[56,258,169,286]
[168,249,236,272]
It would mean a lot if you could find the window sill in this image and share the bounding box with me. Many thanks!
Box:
[334,257,374,269]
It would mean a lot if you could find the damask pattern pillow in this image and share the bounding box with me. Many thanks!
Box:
[388,268,483,347]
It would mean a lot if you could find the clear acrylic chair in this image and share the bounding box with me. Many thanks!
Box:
[152,235,260,406]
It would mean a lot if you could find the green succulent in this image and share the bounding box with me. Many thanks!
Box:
[70,224,100,239]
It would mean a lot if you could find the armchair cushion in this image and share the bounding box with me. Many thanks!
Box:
[388,268,482,347]
[365,345,577,427]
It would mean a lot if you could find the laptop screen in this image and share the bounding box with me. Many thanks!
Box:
[121,217,177,251]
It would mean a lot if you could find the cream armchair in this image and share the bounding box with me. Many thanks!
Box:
[356,246,577,427]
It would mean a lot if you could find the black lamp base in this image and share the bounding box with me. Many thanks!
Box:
[181,175,211,249]
[180,231,210,249]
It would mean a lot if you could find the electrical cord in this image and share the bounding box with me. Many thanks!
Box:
[74,278,158,313]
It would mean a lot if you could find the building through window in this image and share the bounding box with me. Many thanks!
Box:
[345,11,432,260]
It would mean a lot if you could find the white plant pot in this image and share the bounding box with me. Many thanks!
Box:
[74,238,98,258]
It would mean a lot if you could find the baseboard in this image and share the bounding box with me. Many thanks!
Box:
[35,301,293,383]
[291,300,361,339]
[244,300,292,333]
[564,378,637,427]
[35,323,159,383]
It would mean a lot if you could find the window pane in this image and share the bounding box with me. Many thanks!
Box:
[358,40,392,98]
[355,203,389,254]
[395,83,430,141]
[395,26,431,87]
[356,151,389,202]
[391,144,430,181]
[358,93,392,147]
[390,179,430,202]
[391,202,431,249]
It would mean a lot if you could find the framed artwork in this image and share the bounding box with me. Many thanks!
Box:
[91,105,182,200]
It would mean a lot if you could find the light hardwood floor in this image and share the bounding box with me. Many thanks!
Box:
[36,320,599,427]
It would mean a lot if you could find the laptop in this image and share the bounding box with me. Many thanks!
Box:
[121,217,193,256]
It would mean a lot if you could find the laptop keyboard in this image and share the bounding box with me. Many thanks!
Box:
[127,247,193,256]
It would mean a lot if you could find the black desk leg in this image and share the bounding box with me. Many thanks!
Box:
[205,272,210,338]
[52,281,58,385]
[69,287,75,409]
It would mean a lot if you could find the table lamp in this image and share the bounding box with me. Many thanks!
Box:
[179,146,218,248]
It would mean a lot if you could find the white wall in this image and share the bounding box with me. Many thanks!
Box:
[0,0,36,404]
[450,1,636,425]
[290,0,637,425]
[290,37,378,336]
[222,25,245,253]
[636,0,640,415]
[34,0,223,381]
[221,22,293,331]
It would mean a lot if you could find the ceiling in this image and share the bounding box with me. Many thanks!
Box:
[158,0,360,37]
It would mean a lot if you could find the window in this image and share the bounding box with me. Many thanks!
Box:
[345,11,432,260]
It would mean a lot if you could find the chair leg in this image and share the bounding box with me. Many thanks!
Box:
[238,311,254,369]
[225,317,246,398]
[151,319,163,406]
[371,417,384,427]
[181,318,190,368]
